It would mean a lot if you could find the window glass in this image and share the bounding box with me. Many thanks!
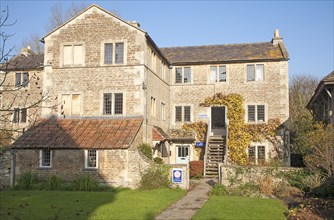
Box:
[219,66,226,82]
[73,45,83,65]
[103,93,112,115]
[115,43,124,64]
[184,106,191,122]
[114,93,123,114]
[183,67,191,83]
[13,108,20,123]
[87,150,97,168]
[23,73,29,87]
[61,94,71,116]
[258,146,266,163]
[41,150,51,167]
[63,45,72,65]
[248,146,256,163]
[257,105,265,122]
[175,68,182,83]
[104,43,113,64]
[21,108,27,123]
[71,94,81,115]
[15,73,21,87]
[247,105,255,122]
[210,66,217,82]
[256,64,264,81]
[175,106,182,121]
[247,64,255,81]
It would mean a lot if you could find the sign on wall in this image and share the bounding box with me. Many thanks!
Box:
[172,168,183,183]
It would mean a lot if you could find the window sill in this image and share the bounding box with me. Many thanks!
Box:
[39,167,52,169]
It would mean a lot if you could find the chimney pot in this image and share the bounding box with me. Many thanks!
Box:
[272,29,283,45]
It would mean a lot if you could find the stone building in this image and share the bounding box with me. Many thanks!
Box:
[307,71,334,126]
[7,4,290,186]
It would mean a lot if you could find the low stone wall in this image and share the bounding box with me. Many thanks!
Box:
[0,150,12,189]
[219,164,302,186]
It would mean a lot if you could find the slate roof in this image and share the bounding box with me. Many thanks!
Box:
[1,53,44,71]
[11,117,143,149]
[160,42,289,65]
[152,126,169,141]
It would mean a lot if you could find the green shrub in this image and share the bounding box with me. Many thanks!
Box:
[16,172,38,190]
[47,175,62,190]
[189,161,203,179]
[313,176,334,197]
[153,157,163,164]
[72,174,99,191]
[139,164,170,190]
[138,143,152,160]
[210,184,228,196]
[302,173,323,191]
[282,169,311,191]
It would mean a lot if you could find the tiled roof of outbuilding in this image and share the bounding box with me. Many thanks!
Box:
[1,53,44,71]
[160,42,289,65]
[11,117,143,149]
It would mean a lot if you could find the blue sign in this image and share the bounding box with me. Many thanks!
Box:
[172,168,183,183]
[195,142,205,147]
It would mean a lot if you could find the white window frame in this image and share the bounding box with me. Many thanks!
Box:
[175,105,192,123]
[248,144,267,165]
[247,64,265,82]
[175,67,192,84]
[101,91,125,116]
[60,93,82,116]
[209,65,227,83]
[150,97,156,117]
[15,72,29,88]
[39,149,52,168]
[161,102,165,121]
[12,108,27,124]
[101,41,127,66]
[246,104,266,123]
[85,149,98,169]
[61,43,85,67]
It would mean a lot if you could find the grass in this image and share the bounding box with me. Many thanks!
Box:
[0,188,186,220]
[193,196,287,220]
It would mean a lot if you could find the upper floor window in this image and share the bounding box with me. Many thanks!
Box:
[247,64,264,81]
[103,93,123,115]
[210,66,226,82]
[63,44,83,66]
[104,42,124,64]
[61,94,81,116]
[161,102,165,121]
[247,105,265,122]
[175,67,191,84]
[40,149,52,168]
[15,72,29,88]
[13,108,27,123]
[175,106,191,122]
[150,97,156,117]
[85,149,98,169]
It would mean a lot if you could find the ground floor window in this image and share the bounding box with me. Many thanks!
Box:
[85,149,98,169]
[40,149,52,168]
[248,145,266,165]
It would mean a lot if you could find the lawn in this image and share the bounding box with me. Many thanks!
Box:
[0,188,186,220]
[193,196,287,220]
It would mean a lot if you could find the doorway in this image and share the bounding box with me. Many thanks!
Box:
[211,106,226,136]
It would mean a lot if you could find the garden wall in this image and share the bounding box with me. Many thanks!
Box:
[0,150,12,189]
[219,164,302,186]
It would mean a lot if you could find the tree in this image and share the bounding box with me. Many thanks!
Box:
[288,74,318,153]
[20,33,44,54]
[0,6,50,147]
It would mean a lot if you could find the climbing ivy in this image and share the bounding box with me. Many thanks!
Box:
[197,93,281,165]
[182,121,207,159]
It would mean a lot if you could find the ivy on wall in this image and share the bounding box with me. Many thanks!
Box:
[188,93,281,165]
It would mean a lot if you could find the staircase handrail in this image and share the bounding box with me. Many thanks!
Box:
[203,120,210,177]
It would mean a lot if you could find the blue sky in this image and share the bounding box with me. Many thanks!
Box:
[1,0,333,80]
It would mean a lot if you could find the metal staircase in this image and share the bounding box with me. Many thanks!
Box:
[204,135,226,178]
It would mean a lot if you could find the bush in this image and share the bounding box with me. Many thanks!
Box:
[189,161,203,178]
[139,164,170,190]
[16,172,38,190]
[313,176,334,197]
[153,157,163,164]
[138,143,152,160]
[72,174,99,191]
[282,169,311,191]
[47,175,62,190]
[210,184,228,196]
[257,176,273,196]
[274,181,304,199]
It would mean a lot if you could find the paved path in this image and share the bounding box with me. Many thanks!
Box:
[155,179,216,220]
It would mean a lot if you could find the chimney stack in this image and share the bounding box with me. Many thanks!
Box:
[20,46,33,57]
[272,29,283,45]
